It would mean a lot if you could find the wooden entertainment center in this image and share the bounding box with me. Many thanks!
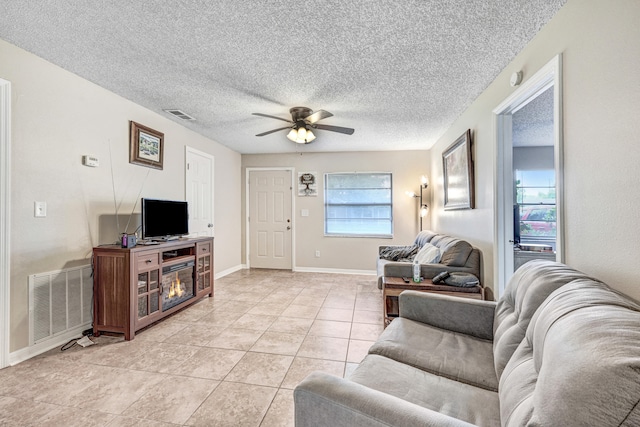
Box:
[92,237,213,340]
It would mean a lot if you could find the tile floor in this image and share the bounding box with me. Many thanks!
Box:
[0,269,384,426]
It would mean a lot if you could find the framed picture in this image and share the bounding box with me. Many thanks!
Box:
[443,129,474,210]
[129,121,164,170]
[298,172,318,196]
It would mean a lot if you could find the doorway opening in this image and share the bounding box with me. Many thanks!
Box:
[494,55,563,297]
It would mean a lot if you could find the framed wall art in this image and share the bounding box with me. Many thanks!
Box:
[442,129,474,210]
[129,121,164,170]
[298,172,318,196]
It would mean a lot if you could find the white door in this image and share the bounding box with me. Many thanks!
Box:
[185,147,214,237]
[248,170,292,269]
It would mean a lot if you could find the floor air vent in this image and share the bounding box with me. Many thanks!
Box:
[163,109,196,121]
[29,265,93,345]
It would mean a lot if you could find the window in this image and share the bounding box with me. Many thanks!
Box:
[324,173,392,237]
[516,170,556,240]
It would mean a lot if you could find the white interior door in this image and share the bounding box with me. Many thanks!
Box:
[185,147,214,237]
[248,169,292,269]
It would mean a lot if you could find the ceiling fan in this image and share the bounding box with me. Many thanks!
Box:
[252,107,355,144]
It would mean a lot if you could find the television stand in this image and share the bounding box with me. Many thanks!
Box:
[155,236,181,242]
[92,237,213,340]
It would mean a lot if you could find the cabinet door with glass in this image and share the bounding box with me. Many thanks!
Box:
[134,252,162,324]
[196,240,213,297]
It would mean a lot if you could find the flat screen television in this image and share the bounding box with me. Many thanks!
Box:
[141,198,189,240]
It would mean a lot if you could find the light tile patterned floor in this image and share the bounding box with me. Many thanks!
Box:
[0,269,384,426]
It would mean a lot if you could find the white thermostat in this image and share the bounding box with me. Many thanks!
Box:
[82,155,99,167]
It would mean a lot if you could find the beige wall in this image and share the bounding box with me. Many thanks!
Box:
[430,0,640,299]
[242,150,430,272]
[1,39,242,352]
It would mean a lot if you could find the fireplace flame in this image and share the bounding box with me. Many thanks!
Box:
[168,272,184,298]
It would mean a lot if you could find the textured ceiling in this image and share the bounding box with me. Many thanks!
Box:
[0,1,566,154]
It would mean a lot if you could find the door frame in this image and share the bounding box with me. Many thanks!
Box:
[245,167,295,269]
[185,146,215,237]
[0,78,11,368]
[493,54,563,297]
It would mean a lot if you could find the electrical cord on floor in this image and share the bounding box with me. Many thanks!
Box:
[61,337,79,351]
[60,328,94,351]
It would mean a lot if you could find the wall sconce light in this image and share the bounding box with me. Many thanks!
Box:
[407,175,429,230]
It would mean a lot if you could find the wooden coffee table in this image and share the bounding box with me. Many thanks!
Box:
[382,276,484,326]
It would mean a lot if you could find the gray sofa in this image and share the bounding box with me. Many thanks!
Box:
[294,260,640,426]
[377,230,481,289]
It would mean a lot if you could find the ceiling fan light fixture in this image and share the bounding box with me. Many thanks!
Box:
[286,128,298,141]
[305,130,316,143]
[254,106,354,144]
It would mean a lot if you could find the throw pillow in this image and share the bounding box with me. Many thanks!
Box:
[413,243,442,264]
[439,239,473,266]
[379,245,419,261]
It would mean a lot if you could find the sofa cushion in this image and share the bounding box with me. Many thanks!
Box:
[350,354,501,426]
[492,260,594,381]
[431,236,473,267]
[499,279,640,426]
[369,318,498,391]
[413,230,437,247]
[379,245,419,261]
[414,243,442,264]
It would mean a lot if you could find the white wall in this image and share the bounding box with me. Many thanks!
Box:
[242,150,431,272]
[0,39,242,352]
[431,0,640,299]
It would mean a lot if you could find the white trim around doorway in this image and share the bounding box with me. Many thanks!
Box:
[493,54,563,298]
[0,78,12,368]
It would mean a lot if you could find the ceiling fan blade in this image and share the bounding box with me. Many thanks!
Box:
[313,123,355,135]
[255,126,292,137]
[305,109,333,124]
[252,112,293,124]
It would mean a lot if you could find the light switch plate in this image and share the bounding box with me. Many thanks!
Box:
[34,201,47,217]
[301,209,309,217]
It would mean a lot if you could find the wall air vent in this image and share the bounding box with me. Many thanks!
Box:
[163,109,196,121]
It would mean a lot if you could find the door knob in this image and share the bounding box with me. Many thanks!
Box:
[287,226,291,230]
[207,223,213,228]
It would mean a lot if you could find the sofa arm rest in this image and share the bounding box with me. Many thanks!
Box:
[399,291,496,340]
[294,372,475,427]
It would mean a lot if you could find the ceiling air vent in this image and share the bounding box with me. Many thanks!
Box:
[163,109,196,121]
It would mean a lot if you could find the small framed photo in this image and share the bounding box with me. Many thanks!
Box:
[443,129,474,210]
[129,121,164,170]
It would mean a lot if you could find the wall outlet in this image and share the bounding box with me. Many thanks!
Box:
[315,250,320,258]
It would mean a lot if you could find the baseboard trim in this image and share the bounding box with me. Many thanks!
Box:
[9,325,90,366]
[214,264,245,279]
[293,266,376,276]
